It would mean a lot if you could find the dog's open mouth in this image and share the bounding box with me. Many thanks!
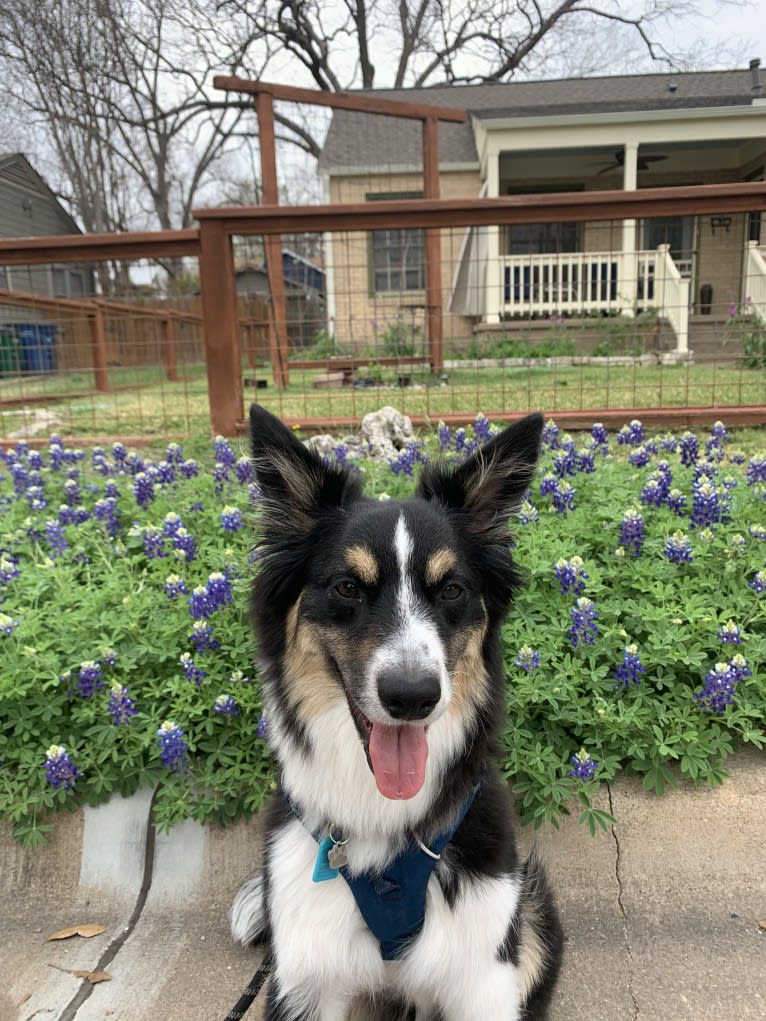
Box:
[346,693,429,802]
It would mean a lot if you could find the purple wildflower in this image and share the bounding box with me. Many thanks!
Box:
[77,660,104,697]
[664,531,693,564]
[164,574,189,599]
[235,456,255,483]
[180,652,206,685]
[189,619,220,653]
[108,684,138,725]
[691,475,723,529]
[390,443,427,476]
[568,597,600,647]
[214,694,240,717]
[473,414,492,444]
[694,662,739,714]
[172,528,197,562]
[220,506,244,532]
[142,526,167,560]
[180,459,200,479]
[437,423,451,451]
[627,445,652,468]
[748,569,766,595]
[617,419,644,445]
[44,745,80,790]
[214,436,237,468]
[620,509,645,557]
[746,456,766,486]
[678,432,700,466]
[188,586,211,620]
[569,748,598,781]
[749,524,766,540]
[0,612,20,635]
[157,721,188,772]
[614,644,645,688]
[206,572,233,612]
[45,519,68,558]
[591,422,608,446]
[133,472,155,508]
[0,554,20,584]
[517,500,539,524]
[576,448,596,473]
[257,715,268,739]
[552,443,577,477]
[717,620,742,644]
[514,644,541,672]
[554,556,589,595]
[552,480,576,514]
[542,421,560,449]
[666,488,687,515]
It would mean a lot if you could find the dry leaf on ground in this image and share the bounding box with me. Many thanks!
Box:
[47,923,106,941]
[73,970,111,984]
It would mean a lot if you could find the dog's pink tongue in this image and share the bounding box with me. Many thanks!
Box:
[368,723,428,800]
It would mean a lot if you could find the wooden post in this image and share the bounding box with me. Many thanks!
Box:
[198,218,243,436]
[89,306,110,393]
[255,91,290,389]
[422,115,443,374]
[162,316,178,382]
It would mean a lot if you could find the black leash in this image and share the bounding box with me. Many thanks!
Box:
[223,947,274,1021]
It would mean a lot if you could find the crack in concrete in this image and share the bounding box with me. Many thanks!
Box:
[55,786,160,1021]
[607,782,640,1021]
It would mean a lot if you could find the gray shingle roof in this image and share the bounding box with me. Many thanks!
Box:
[319,66,762,172]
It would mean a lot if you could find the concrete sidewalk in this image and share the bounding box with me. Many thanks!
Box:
[1,750,763,1021]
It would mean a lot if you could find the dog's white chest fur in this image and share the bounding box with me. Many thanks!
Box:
[264,817,524,1020]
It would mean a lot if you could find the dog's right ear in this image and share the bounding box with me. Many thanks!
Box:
[249,404,361,533]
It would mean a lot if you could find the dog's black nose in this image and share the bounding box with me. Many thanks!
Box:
[377,670,441,721]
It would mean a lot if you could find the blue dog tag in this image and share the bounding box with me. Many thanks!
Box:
[312,835,340,883]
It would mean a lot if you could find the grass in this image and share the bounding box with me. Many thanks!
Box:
[0,359,764,441]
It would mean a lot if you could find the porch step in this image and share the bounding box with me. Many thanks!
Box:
[688,315,743,362]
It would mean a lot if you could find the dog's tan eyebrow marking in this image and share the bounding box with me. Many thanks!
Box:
[344,544,379,585]
[425,548,457,586]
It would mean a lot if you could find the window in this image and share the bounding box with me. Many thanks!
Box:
[367,192,425,293]
[505,185,583,255]
[642,217,695,262]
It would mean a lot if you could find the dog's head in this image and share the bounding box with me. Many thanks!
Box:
[249,405,543,802]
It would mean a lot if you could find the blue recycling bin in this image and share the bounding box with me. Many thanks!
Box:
[10,323,58,373]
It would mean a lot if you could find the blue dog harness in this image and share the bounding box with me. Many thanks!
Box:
[288,779,483,961]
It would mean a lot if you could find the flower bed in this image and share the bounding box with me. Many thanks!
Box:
[0,418,764,847]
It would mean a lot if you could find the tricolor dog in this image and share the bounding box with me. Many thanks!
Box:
[231,405,562,1020]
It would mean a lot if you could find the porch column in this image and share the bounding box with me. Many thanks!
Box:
[621,142,638,314]
[485,143,502,323]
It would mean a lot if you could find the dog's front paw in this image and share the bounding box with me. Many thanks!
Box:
[230,873,268,946]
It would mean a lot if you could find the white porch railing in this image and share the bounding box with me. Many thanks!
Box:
[743,240,766,322]
[499,247,689,352]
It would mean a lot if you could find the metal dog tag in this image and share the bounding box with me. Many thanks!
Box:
[327,842,348,870]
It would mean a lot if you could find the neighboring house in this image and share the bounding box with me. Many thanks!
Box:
[318,63,766,356]
[235,248,327,347]
[0,153,95,303]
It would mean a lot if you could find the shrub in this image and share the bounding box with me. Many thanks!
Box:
[0,418,764,847]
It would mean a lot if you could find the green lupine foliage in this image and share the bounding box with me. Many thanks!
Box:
[0,420,764,849]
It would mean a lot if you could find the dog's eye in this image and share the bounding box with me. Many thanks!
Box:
[336,580,360,599]
[440,582,463,601]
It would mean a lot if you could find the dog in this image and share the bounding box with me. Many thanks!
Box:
[230,404,563,1021]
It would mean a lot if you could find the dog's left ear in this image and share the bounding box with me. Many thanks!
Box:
[417,413,543,538]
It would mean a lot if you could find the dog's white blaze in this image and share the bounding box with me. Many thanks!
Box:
[398,872,524,1020]
[367,514,450,717]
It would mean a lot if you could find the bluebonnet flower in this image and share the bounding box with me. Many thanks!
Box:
[390,443,427,476]
[133,472,155,508]
[728,450,746,465]
[161,512,183,538]
[710,421,729,443]
[627,445,652,468]
[10,462,29,495]
[235,456,254,483]
[111,441,128,466]
[220,506,244,532]
[666,488,687,515]
[180,652,206,685]
[248,484,262,505]
[717,620,742,644]
[165,442,184,464]
[188,586,211,620]
[164,574,188,599]
[437,423,451,451]
[155,460,176,485]
[189,619,220,653]
[77,660,104,697]
[230,669,250,685]
[693,662,739,714]
[206,572,233,612]
[0,555,20,584]
[157,721,188,772]
[569,748,597,781]
[746,456,766,486]
[27,485,47,511]
[44,745,80,790]
[108,684,138,725]
[729,653,752,683]
[45,520,68,558]
[142,526,167,560]
[257,715,268,739]
[576,448,596,473]
[180,459,200,479]
[27,450,44,471]
[568,597,600,647]
[552,443,577,477]
[102,647,118,668]
[541,420,560,449]
[749,524,766,540]
[554,556,589,595]
[94,497,120,538]
[517,500,539,524]
[214,436,237,468]
[640,478,665,508]
[514,644,541,672]
[214,694,239,717]
[617,419,644,445]
[473,414,492,443]
[591,423,608,446]
[691,475,723,529]
[748,569,766,595]
[539,473,557,498]
[48,442,65,470]
[552,480,576,514]
[0,612,20,635]
[678,432,699,466]
[620,509,645,557]
[614,644,645,688]
[172,528,197,562]
[103,480,120,499]
[63,478,81,506]
[664,531,693,564]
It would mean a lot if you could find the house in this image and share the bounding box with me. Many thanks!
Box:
[0,153,95,301]
[235,248,327,347]
[318,63,766,358]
